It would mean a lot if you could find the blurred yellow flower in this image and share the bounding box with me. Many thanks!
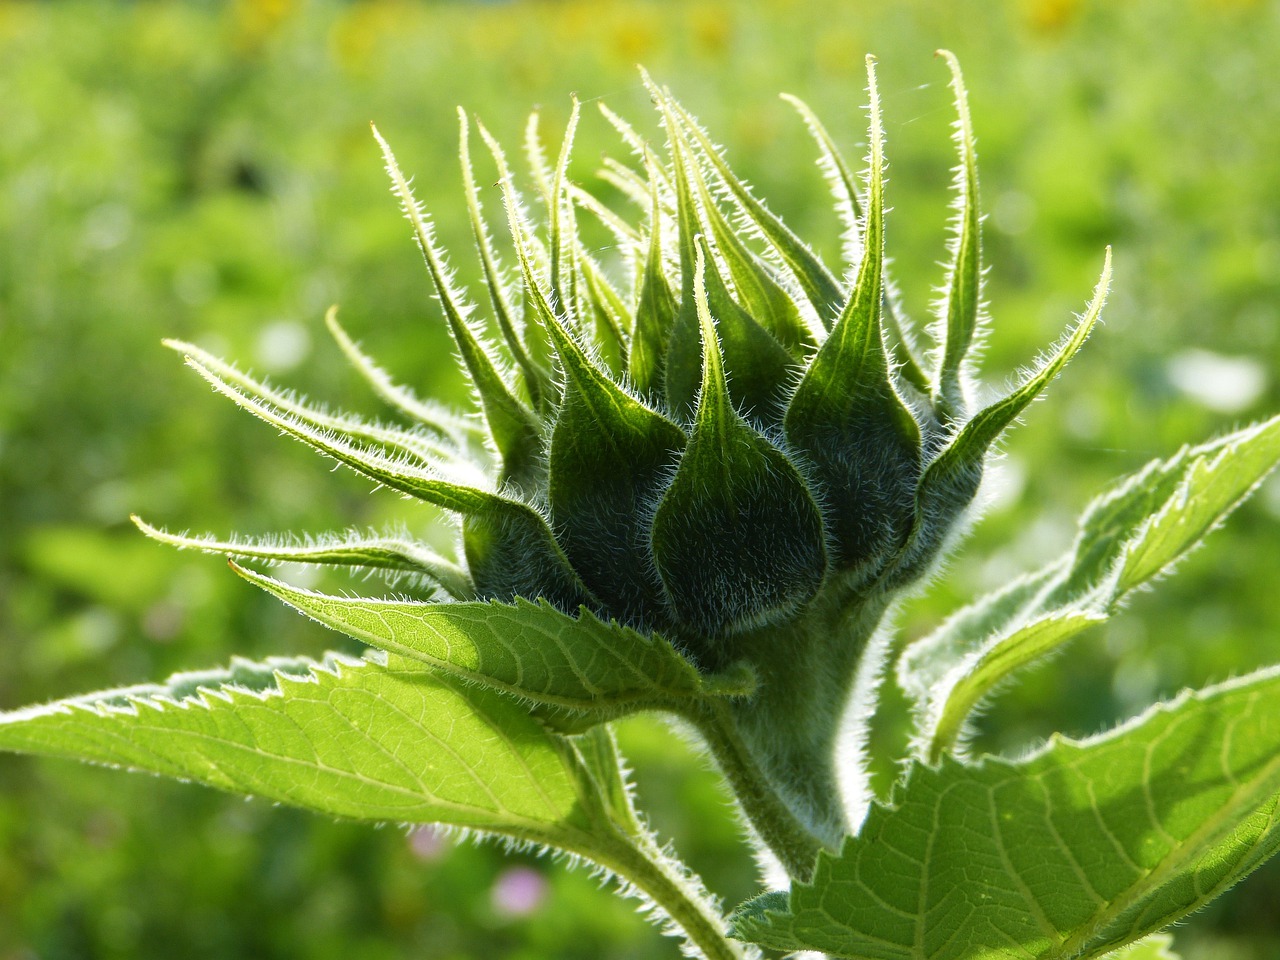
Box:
[230,0,298,54]
[1024,0,1082,34]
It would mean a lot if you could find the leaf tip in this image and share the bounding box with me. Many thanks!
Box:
[130,514,161,539]
[160,337,193,357]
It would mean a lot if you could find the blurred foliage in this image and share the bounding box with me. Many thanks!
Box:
[1,0,1279,957]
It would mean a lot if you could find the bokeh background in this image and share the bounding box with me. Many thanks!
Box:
[2,0,1279,957]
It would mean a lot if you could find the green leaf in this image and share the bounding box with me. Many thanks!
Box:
[902,415,1280,761]
[784,57,921,578]
[233,565,748,716]
[132,515,473,600]
[373,125,543,485]
[651,246,827,641]
[923,611,1107,763]
[1106,935,1180,960]
[1116,415,1280,591]
[0,651,607,845]
[732,666,1280,959]
[933,50,983,418]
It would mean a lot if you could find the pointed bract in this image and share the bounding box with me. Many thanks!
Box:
[325,306,479,446]
[458,110,550,412]
[780,92,929,389]
[132,515,472,599]
[374,125,543,485]
[932,50,984,418]
[629,155,678,398]
[914,248,1111,542]
[660,88,840,334]
[651,248,827,645]
[784,58,921,578]
[541,272,687,628]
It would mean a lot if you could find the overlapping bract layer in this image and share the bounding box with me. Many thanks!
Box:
[151,55,1106,664]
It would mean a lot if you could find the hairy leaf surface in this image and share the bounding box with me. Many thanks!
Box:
[234,565,747,715]
[0,652,605,844]
[732,668,1280,958]
[903,415,1280,759]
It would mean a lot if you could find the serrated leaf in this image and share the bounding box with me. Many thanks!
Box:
[784,57,921,577]
[926,611,1107,762]
[1116,416,1280,591]
[233,565,744,716]
[651,247,827,641]
[0,651,607,845]
[903,415,1280,760]
[933,50,983,418]
[732,667,1280,959]
[132,515,473,599]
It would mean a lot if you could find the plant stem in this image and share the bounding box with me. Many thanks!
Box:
[595,826,753,960]
[683,593,892,881]
[685,698,829,881]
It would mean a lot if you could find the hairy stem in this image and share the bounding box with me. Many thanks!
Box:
[685,589,893,881]
[685,698,830,881]
[593,822,754,960]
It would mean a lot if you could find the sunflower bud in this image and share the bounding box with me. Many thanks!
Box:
[159,54,1107,843]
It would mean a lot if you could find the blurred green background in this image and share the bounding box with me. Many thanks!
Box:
[2,0,1279,957]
